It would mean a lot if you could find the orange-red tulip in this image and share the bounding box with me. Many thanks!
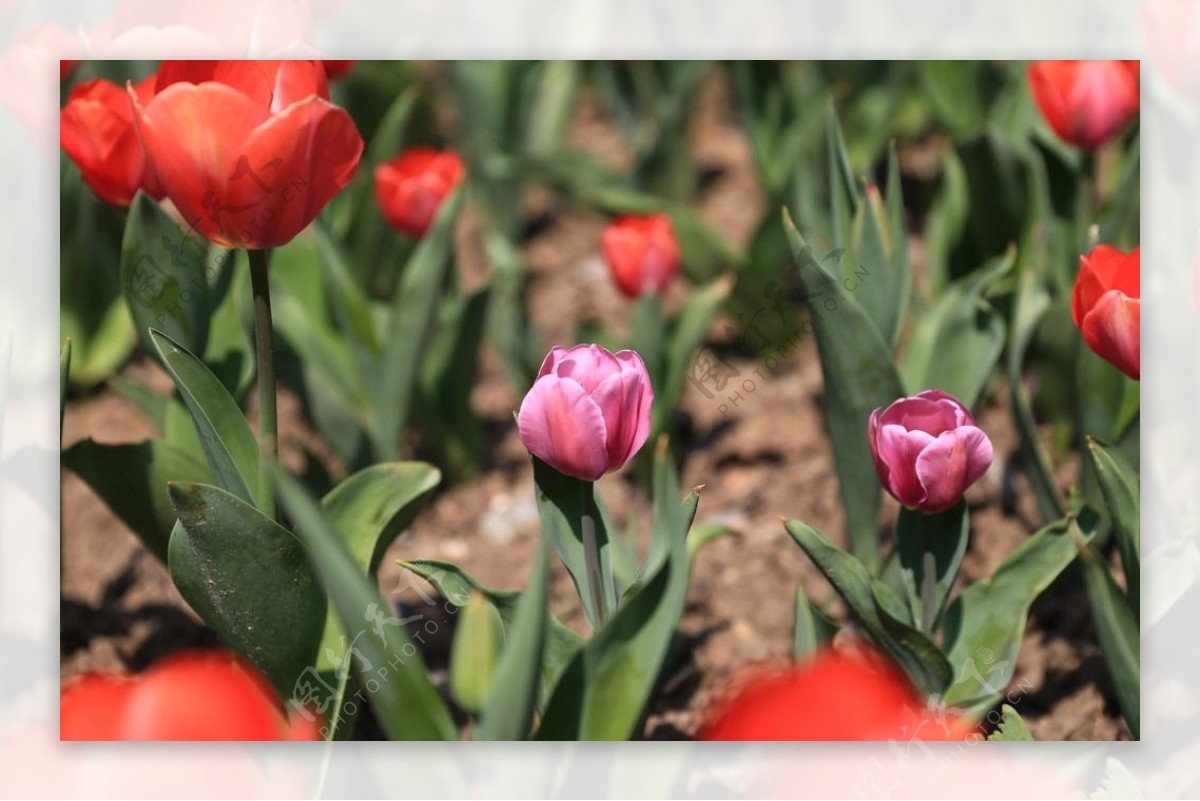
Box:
[374,147,465,238]
[60,75,162,207]
[131,59,363,249]
[1072,244,1140,380]
[601,213,680,298]
[1027,60,1140,150]
[700,649,971,741]
[60,650,320,741]
[323,60,357,80]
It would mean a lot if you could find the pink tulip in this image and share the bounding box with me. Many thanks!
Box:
[868,390,993,514]
[518,344,653,481]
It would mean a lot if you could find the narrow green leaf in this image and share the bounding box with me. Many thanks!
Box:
[111,376,168,432]
[150,329,259,506]
[783,209,905,565]
[59,338,71,440]
[448,592,506,714]
[1087,437,1140,617]
[784,520,952,697]
[61,438,210,563]
[475,544,550,740]
[274,467,457,741]
[686,522,733,566]
[1082,551,1140,739]
[826,102,860,248]
[167,482,325,697]
[896,501,969,634]
[659,275,733,436]
[793,589,836,660]
[986,704,1034,741]
[942,510,1096,711]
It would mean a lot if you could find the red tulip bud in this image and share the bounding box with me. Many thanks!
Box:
[374,147,465,238]
[601,213,681,298]
[1072,244,1140,380]
[1027,60,1139,150]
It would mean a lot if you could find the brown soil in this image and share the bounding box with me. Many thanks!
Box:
[60,72,1130,741]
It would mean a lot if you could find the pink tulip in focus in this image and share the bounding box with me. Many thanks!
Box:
[868,390,993,514]
[518,344,653,481]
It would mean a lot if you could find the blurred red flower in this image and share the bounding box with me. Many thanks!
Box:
[323,60,357,80]
[374,147,464,238]
[1072,244,1140,380]
[1027,60,1139,150]
[601,213,680,298]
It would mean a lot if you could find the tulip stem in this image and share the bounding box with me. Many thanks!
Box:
[249,248,277,521]
[579,481,610,628]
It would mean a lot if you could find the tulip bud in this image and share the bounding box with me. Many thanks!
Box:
[517,344,653,481]
[601,213,681,298]
[1027,60,1139,150]
[374,147,465,238]
[868,390,993,515]
[1072,244,1140,380]
[701,649,970,741]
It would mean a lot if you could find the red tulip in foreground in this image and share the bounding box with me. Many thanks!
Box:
[374,147,465,238]
[60,75,162,207]
[518,344,653,481]
[60,650,319,741]
[131,59,364,249]
[1027,60,1140,150]
[868,390,993,514]
[601,213,681,297]
[1072,244,1140,380]
[701,649,970,741]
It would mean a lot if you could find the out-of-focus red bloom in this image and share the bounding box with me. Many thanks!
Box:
[601,213,681,298]
[131,59,363,249]
[60,74,162,207]
[1072,244,1140,380]
[1027,60,1140,150]
[374,147,464,238]
[700,649,971,741]
[60,650,320,741]
[323,60,356,80]
[60,60,78,80]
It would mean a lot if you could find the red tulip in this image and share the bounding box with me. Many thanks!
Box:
[601,213,681,298]
[701,649,971,741]
[1027,60,1140,150]
[60,650,320,741]
[60,60,77,80]
[131,59,364,249]
[1072,244,1140,380]
[374,147,465,238]
[60,75,162,207]
[323,60,357,80]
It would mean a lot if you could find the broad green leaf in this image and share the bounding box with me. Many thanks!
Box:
[784,520,951,697]
[1088,437,1140,616]
[61,438,210,563]
[372,187,464,459]
[783,209,905,565]
[167,482,325,697]
[396,558,583,710]
[150,329,259,506]
[532,458,617,629]
[537,442,695,740]
[111,376,167,432]
[896,501,969,634]
[274,467,456,741]
[793,589,836,660]
[923,149,969,298]
[448,592,506,714]
[475,544,550,741]
[986,704,1034,741]
[901,248,1012,409]
[1082,551,1140,739]
[120,192,214,358]
[629,293,666,399]
[942,510,1097,712]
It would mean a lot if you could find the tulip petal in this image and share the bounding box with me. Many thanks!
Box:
[878,396,959,437]
[556,344,623,393]
[915,426,993,513]
[591,353,653,470]
[876,424,935,508]
[518,375,611,481]
[1082,290,1140,380]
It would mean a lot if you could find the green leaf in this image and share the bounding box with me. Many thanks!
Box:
[1082,551,1140,739]
[783,209,905,565]
[61,438,210,563]
[793,589,836,660]
[59,338,71,440]
[531,458,616,629]
[475,544,550,741]
[448,591,506,715]
[942,510,1096,712]
[658,275,733,436]
[536,441,696,740]
[784,520,951,697]
[826,102,860,248]
[687,522,733,566]
[844,146,909,348]
[167,482,325,697]
[274,467,457,741]
[1087,437,1140,617]
[372,187,464,459]
[150,329,259,506]
[896,501,969,634]
[986,704,1034,741]
[923,149,969,297]
[919,61,989,138]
